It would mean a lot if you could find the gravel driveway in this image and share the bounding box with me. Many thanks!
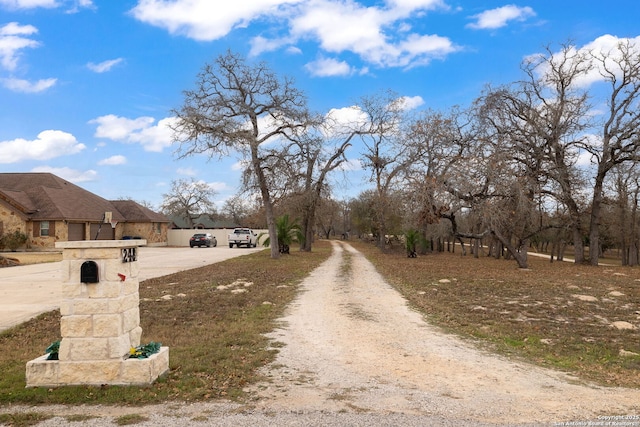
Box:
[7,241,640,426]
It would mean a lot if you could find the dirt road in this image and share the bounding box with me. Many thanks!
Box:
[247,241,640,425]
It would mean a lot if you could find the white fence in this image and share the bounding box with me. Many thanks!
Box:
[167,229,268,247]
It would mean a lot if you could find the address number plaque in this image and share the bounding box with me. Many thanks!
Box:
[122,247,137,263]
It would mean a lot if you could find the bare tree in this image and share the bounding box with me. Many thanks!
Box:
[358,90,413,251]
[221,194,255,226]
[289,108,370,251]
[160,178,216,228]
[403,108,473,253]
[478,44,593,263]
[608,163,640,265]
[586,39,640,265]
[171,51,310,258]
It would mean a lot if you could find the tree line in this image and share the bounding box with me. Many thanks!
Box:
[166,41,640,267]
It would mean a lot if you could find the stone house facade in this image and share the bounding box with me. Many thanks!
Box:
[0,173,170,251]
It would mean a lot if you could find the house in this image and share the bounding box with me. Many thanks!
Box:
[0,173,170,250]
[168,213,239,230]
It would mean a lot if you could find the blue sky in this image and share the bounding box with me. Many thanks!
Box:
[1,0,639,211]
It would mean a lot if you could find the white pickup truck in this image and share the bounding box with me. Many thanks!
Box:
[227,228,258,248]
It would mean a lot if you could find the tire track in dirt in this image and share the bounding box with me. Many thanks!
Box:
[246,241,640,425]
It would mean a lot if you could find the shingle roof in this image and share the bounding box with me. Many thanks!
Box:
[110,200,169,222]
[169,214,239,229]
[0,173,168,223]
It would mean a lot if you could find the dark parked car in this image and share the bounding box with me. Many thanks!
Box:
[189,233,217,248]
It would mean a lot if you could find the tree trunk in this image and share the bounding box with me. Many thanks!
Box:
[588,176,605,266]
[253,147,279,259]
[300,205,314,252]
[492,230,528,268]
[571,225,584,264]
[557,240,565,261]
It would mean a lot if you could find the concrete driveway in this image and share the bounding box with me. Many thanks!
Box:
[0,246,265,332]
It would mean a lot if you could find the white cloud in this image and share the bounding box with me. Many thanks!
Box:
[0,130,85,163]
[92,114,154,140]
[90,114,176,152]
[31,166,98,182]
[305,56,354,77]
[65,0,94,13]
[321,105,369,138]
[398,95,424,110]
[0,21,37,36]
[87,58,124,73]
[387,0,445,10]
[532,35,640,89]
[397,33,456,66]
[130,0,457,70]
[0,0,57,8]
[337,158,362,171]
[0,0,94,10]
[290,2,387,61]
[231,160,249,171]
[577,35,640,87]
[286,45,302,55]
[98,155,127,166]
[326,105,368,125]
[177,167,197,176]
[0,22,39,71]
[130,0,302,41]
[1,77,57,92]
[467,5,536,30]
[290,0,456,68]
[207,181,230,192]
[249,35,290,57]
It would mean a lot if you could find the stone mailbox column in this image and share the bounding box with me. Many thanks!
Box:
[26,240,169,387]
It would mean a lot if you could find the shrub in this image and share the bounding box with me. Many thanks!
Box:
[404,229,419,258]
[4,231,27,252]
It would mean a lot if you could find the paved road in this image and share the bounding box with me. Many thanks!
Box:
[0,246,264,332]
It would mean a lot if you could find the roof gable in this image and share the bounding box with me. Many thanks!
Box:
[0,173,166,223]
[110,200,169,223]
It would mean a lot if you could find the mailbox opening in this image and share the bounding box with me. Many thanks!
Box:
[80,261,99,283]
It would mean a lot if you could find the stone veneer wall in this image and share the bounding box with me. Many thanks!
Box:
[120,222,168,245]
[26,240,169,387]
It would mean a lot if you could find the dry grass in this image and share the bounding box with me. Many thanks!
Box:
[352,240,640,388]
[0,251,62,265]
[0,242,332,405]
[0,238,638,411]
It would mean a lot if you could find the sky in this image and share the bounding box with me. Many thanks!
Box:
[1,0,639,212]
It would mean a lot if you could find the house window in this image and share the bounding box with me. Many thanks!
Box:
[154,222,162,234]
[40,221,50,237]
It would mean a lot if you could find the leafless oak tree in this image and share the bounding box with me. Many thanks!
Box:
[586,39,640,265]
[358,90,414,251]
[479,44,593,263]
[171,51,310,258]
[160,178,216,228]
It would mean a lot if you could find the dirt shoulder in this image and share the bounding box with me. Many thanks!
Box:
[246,241,640,425]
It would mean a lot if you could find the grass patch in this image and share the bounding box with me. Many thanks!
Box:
[0,251,62,265]
[0,242,331,406]
[65,414,100,422]
[114,414,148,425]
[352,240,640,388]
[339,249,353,278]
[0,412,53,427]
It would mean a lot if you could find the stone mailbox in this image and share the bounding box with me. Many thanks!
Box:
[80,260,99,283]
[26,240,169,387]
